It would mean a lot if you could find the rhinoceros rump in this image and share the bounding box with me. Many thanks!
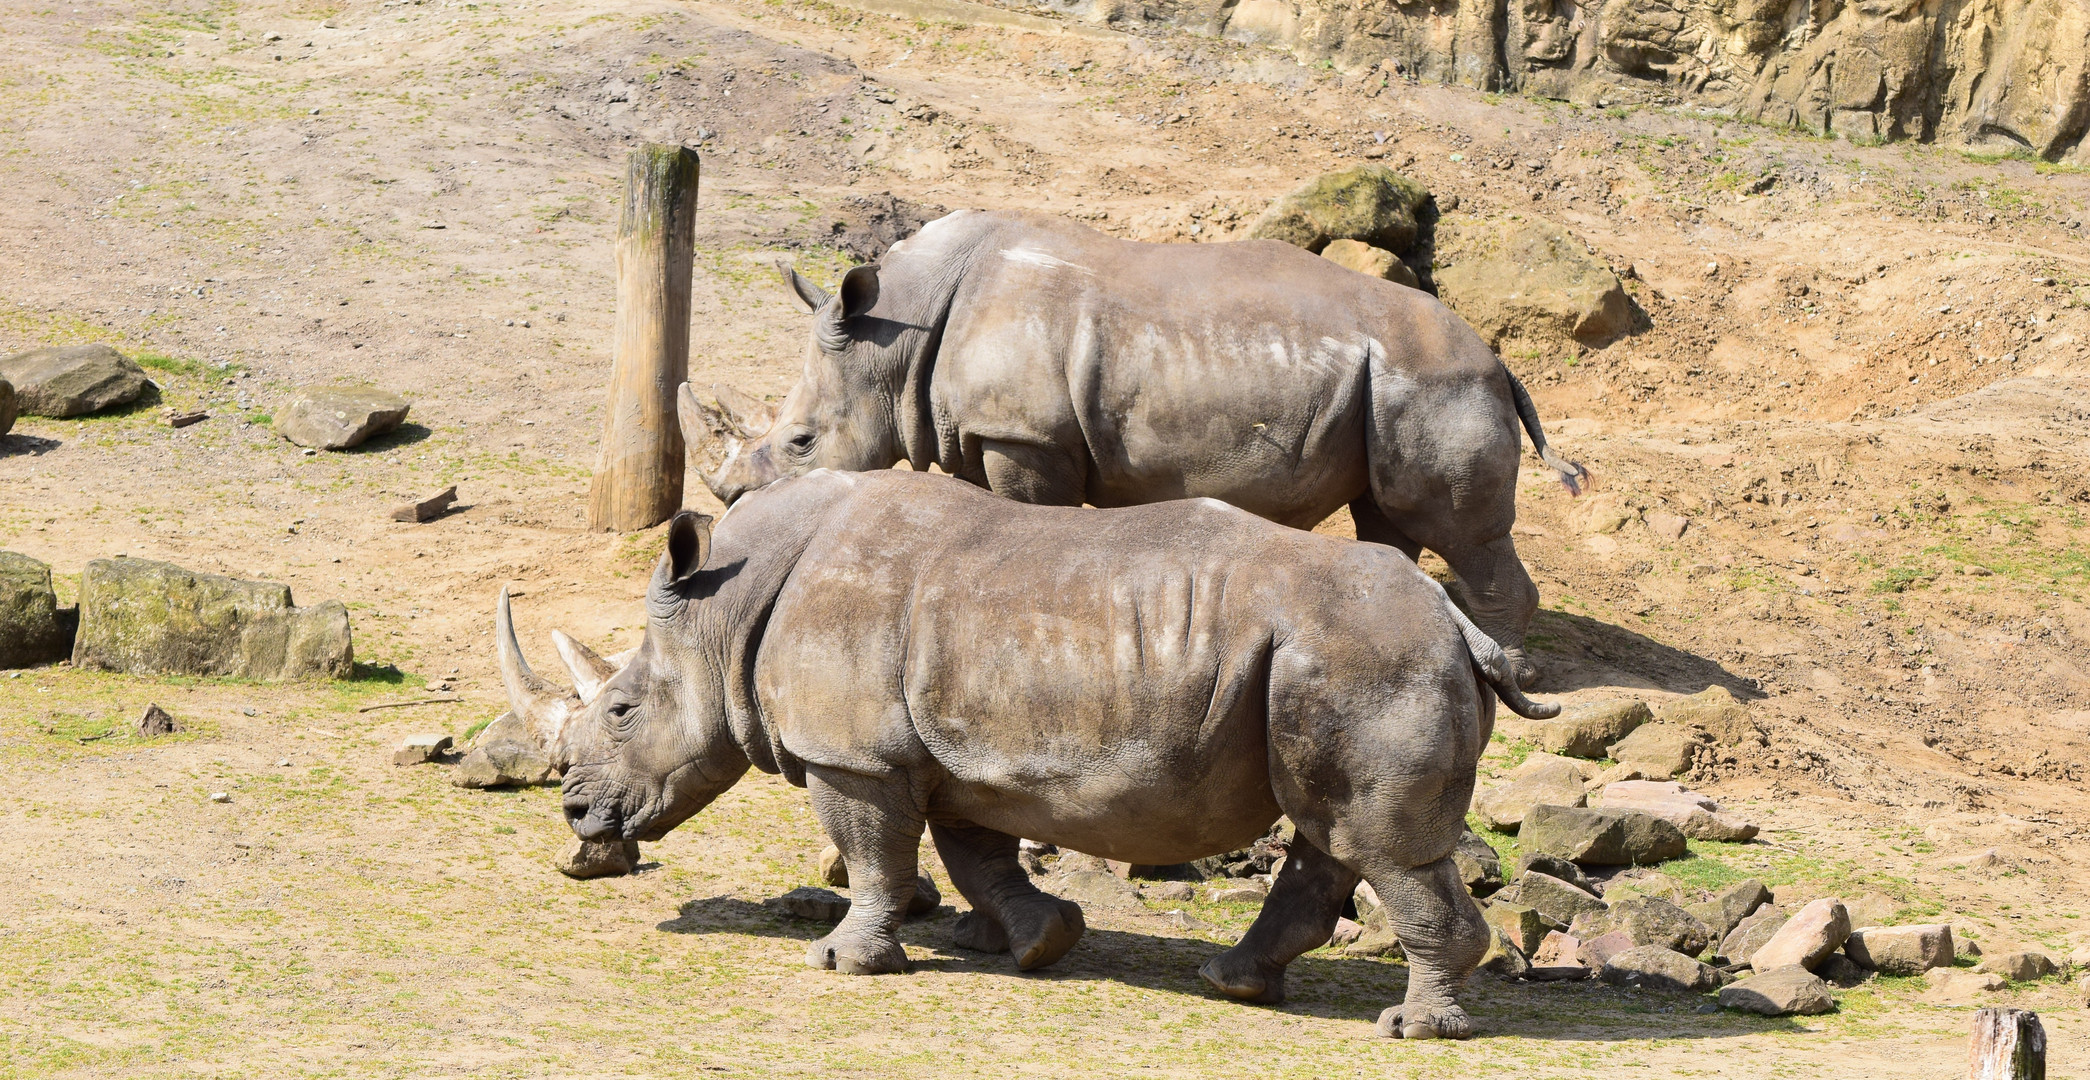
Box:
[515,469,1559,1040]
[690,210,1583,686]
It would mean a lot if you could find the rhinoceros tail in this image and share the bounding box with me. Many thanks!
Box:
[1426,575,1560,720]
[1504,364,1587,496]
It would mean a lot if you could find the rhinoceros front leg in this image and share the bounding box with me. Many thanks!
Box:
[1199,837,1358,1004]
[929,821,1086,970]
[803,769,921,975]
[1364,856,1488,1040]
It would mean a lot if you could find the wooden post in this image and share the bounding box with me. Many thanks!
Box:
[587,144,700,531]
[1969,1008,2045,1080]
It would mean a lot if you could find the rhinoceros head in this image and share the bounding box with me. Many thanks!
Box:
[691,264,907,505]
[511,513,752,843]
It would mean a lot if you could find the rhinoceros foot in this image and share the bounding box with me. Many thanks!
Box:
[1374,1003,1473,1041]
[1199,947,1286,1004]
[805,925,908,975]
[1009,897,1086,971]
[951,910,1010,953]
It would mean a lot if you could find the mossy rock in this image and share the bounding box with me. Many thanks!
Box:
[71,558,352,680]
[0,345,150,418]
[1249,166,1432,255]
[0,551,76,668]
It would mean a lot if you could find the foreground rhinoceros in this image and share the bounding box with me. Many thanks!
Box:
[508,468,1557,1039]
[689,209,1583,685]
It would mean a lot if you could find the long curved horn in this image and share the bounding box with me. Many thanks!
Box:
[551,629,618,704]
[495,586,572,741]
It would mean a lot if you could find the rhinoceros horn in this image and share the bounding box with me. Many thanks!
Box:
[679,382,742,504]
[495,585,574,747]
[709,382,776,439]
[551,630,620,705]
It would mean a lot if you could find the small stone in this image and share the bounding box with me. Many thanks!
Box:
[1344,921,1405,958]
[166,409,209,429]
[1147,880,1195,903]
[1521,803,1688,866]
[391,485,459,523]
[1480,927,1531,977]
[274,386,410,450]
[2074,973,2090,1008]
[1688,878,1772,938]
[765,886,850,922]
[209,791,231,803]
[1531,699,1652,758]
[1319,238,1421,288]
[1600,946,1728,992]
[1484,900,1548,955]
[1328,916,1364,948]
[1210,882,1268,904]
[1843,924,1954,975]
[1528,930,1589,979]
[0,344,150,417]
[819,844,849,887]
[555,839,640,879]
[1751,898,1850,972]
[1576,930,1637,969]
[449,713,556,788]
[1815,953,1869,988]
[391,733,452,766]
[1568,894,1714,957]
[1719,905,1788,964]
[1512,852,1600,895]
[1452,828,1504,896]
[1167,909,1216,932]
[132,703,180,737]
[1720,966,1835,1016]
[1645,511,1688,541]
[1976,951,2058,982]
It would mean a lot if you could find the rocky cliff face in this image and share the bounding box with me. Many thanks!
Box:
[1110,0,2089,162]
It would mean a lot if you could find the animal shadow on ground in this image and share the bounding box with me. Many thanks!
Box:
[1525,609,1764,700]
[0,433,61,457]
[657,896,1792,1041]
[345,422,432,453]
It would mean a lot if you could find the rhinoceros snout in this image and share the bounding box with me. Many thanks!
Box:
[566,798,621,842]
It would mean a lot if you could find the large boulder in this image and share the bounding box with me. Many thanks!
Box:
[1719,904,1788,964]
[1976,951,2059,982]
[1531,699,1651,759]
[0,344,150,418]
[1595,780,1760,842]
[0,377,15,436]
[1568,894,1714,957]
[1498,869,1607,927]
[1604,723,1702,780]
[1688,878,1773,939]
[275,386,411,450]
[0,551,76,668]
[1432,216,1633,348]
[1319,239,1421,288]
[1720,966,1835,1016]
[1249,165,1431,255]
[451,712,558,788]
[1472,752,1589,831]
[70,558,351,680]
[1751,898,1851,972]
[1513,852,1600,895]
[1653,685,1763,746]
[1521,803,1688,866]
[1843,925,1954,975]
[1600,946,1729,993]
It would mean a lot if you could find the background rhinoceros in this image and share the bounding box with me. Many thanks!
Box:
[687,210,1582,686]
[509,468,1559,1040]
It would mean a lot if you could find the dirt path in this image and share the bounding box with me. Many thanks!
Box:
[3,0,2089,1075]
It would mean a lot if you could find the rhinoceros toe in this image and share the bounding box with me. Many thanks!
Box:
[1375,1004,1473,1040]
[806,927,908,975]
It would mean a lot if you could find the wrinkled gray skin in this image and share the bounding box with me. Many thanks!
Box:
[696,210,1584,687]
[529,469,1560,1039]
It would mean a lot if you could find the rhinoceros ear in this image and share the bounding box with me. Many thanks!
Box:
[837,264,880,320]
[780,261,831,312]
[649,511,714,616]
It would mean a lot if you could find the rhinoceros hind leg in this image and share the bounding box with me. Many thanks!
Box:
[1359,857,1484,1040]
[1199,837,1357,1005]
[931,821,1087,970]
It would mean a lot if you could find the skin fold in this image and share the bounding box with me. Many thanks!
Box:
[518,469,1559,1039]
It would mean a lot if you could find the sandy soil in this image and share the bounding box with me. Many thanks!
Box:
[3,0,2089,1075]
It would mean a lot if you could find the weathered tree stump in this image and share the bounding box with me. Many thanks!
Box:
[587,143,700,531]
[1969,1008,2045,1080]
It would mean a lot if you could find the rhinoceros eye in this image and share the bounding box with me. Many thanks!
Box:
[606,700,639,734]
[785,431,815,454]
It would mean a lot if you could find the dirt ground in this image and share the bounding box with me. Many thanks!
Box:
[4,0,2090,1076]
